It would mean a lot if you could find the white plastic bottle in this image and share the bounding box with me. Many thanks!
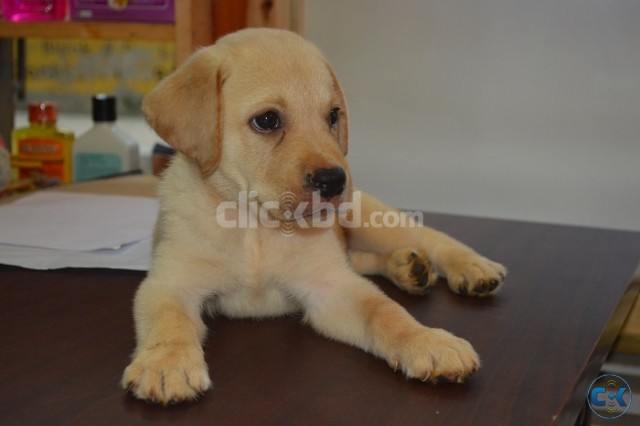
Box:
[74,94,140,182]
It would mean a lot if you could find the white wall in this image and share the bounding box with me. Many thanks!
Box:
[306,0,640,231]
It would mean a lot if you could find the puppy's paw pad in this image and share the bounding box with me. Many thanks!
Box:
[385,249,436,295]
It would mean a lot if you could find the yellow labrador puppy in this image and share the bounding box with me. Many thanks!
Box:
[122,28,506,405]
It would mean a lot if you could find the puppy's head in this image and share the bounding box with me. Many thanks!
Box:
[143,28,351,219]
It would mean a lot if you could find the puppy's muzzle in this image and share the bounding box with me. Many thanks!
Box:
[307,167,347,200]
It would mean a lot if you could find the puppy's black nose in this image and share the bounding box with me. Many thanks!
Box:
[308,167,346,200]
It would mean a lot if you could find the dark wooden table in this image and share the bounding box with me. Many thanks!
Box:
[1,213,639,426]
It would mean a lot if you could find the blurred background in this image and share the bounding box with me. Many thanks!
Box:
[4,0,640,231]
[306,0,640,232]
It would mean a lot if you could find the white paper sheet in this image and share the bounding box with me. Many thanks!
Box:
[0,191,158,251]
[0,237,152,271]
[0,191,157,270]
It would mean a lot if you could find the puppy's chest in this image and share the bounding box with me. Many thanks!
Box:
[234,228,289,287]
[211,229,299,318]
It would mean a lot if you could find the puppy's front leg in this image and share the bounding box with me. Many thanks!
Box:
[293,272,480,382]
[122,275,212,404]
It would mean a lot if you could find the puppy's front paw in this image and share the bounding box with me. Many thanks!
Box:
[122,343,212,405]
[436,249,506,297]
[385,249,437,295]
[389,328,480,383]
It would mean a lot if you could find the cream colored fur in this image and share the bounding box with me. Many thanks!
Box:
[122,28,506,405]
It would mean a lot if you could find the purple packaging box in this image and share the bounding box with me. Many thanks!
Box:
[70,0,174,23]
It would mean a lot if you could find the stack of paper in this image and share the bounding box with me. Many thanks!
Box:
[0,191,158,270]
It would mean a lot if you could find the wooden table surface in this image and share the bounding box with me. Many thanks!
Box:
[1,212,639,426]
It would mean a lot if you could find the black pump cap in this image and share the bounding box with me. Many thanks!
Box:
[92,94,117,122]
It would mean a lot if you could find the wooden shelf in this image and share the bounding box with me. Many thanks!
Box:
[0,1,300,142]
[0,21,175,43]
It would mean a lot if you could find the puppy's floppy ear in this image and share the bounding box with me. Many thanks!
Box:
[327,66,349,156]
[142,47,226,175]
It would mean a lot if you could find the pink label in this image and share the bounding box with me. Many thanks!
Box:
[70,0,174,22]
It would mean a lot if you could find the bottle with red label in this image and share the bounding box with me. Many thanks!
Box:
[11,102,75,185]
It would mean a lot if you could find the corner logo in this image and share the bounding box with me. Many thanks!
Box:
[587,374,632,419]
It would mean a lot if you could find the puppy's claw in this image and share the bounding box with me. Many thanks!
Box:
[488,279,500,291]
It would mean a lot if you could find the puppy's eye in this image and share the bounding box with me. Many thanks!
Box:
[251,111,281,133]
[329,107,340,128]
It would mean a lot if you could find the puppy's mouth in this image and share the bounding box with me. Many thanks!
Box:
[290,200,338,220]
[261,191,343,222]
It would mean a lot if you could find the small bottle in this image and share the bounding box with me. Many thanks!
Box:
[74,94,141,182]
[1,0,67,22]
[11,101,74,185]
